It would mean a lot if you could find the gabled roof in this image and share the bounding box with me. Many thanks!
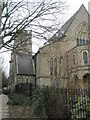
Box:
[48,4,89,42]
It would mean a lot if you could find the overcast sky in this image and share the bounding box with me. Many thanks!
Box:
[63,0,89,20]
[67,0,89,10]
[0,0,90,76]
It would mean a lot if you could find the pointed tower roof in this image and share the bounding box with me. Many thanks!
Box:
[48,4,89,42]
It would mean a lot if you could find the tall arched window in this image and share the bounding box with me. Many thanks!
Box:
[86,40,88,44]
[54,79,57,88]
[54,58,57,76]
[73,53,76,65]
[76,38,79,45]
[50,57,53,76]
[83,39,85,45]
[26,78,28,83]
[83,51,88,64]
[80,39,82,45]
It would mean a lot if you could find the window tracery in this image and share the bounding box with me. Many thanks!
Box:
[50,57,53,76]
[73,53,76,65]
[76,22,89,46]
[50,57,57,77]
[54,58,57,76]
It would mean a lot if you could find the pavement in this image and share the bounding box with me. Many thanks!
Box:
[0,94,9,119]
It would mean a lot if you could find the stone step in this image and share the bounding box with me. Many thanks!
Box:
[0,94,9,119]
[0,107,9,118]
[2,110,9,113]
[2,109,9,111]
[2,115,9,118]
[2,111,9,118]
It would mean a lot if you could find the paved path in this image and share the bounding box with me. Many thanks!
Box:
[0,94,9,119]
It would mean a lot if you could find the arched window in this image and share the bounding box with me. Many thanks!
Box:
[54,58,57,76]
[80,39,82,45]
[83,73,90,82]
[50,57,57,77]
[83,73,90,88]
[54,79,57,88]
[86,40,88,44]
[73,53,76,65]
[26,78,28,83]
[83,39,85,45]
[50,57,53,76]
[76,38,79,45]
[50,79,52,86]
[83,51,88,64]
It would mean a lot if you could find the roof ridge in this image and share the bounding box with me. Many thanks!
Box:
[60,9,78,32]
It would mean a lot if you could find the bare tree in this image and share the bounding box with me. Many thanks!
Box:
[0,0,67,51]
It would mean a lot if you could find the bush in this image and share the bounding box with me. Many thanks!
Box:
[7,93,31,106]
[31,87,47,118]
[31,87,70,118]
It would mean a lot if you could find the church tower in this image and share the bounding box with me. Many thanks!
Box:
[9,30,35,92]
[14,30,32,55]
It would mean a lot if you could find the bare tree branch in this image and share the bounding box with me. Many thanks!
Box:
[0,0,68,50]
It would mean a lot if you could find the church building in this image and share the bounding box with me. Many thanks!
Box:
[9,5,90,91]
[35,4,90,88]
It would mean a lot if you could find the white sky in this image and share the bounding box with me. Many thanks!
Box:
[67,0,89,10]
[63,0,89,21]
[0,0,90,76]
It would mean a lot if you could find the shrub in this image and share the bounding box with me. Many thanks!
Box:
[31,87,70,118]
[7,93,31,106]
[31,87,47,118]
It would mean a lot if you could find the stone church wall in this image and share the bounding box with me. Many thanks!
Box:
[36,39,68,87]
[15,75,35,85]
[35,5,89,88]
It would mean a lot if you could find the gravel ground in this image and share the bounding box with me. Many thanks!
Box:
[9,106,31,118]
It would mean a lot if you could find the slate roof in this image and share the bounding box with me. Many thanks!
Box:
[48,4,89,42]
[16,53,35,75]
